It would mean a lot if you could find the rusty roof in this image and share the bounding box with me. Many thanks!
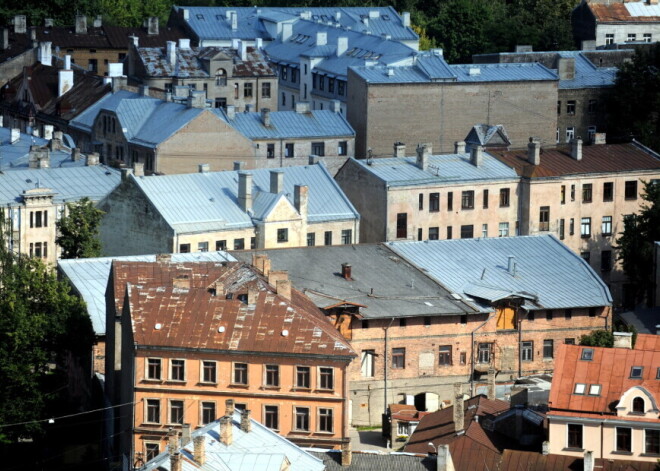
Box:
[493,142,660,178]
[590,2,660,23]
[500,450,659,471]
[110,261,355,358]
[137,45,275,78]
[35,25,186,49]
[548,343,660,416]
[634,333,660,351]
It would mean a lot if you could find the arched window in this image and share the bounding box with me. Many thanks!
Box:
[215,69,227,86]
[632,397,645,413]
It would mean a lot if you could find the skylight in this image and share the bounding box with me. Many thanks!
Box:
[580,348,594,361]
[630,366,643,379]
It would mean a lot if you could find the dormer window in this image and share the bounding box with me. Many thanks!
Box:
[632,397,645,413]
[580,348,594,361]
[630,366,643,379]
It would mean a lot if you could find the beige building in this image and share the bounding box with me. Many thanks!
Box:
[98,163,360,256]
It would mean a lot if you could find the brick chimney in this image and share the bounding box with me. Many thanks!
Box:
[240,409,251,432]
[269,170,283,193]
[268,270,288,286]
[220,416,233,446]
[277,279,292,301]
[173,275,190,290]
[527,138,541,165]
[193,435,205,465]
[170,452,182,471]
[341,441,352,466]
[453,384,464,433]
[341,263,352,280]
[167,428,179,453]
[238,172,252,212]
[437,444,455,471]
[133,162,144,177]
[416,143,431,171]
[393,142,406,157]
[470,146,483,167]
[487,368,496,400]
[294,185,308,219]
[75,15,87,34]
[247,287,258,305]
[181,424,191,445]
[454,141,466,153]
[571,138,583,161]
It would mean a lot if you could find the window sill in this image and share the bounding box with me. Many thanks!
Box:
[581,235,591,239]
[640,453,660,458]
[142,379,163,383]
[142,422,161,427]
[563,448,584,452]
[314,431,335,435]
[315,389,335,393]
[228,383,249,389]
[165,380,186,384]
[611,451,633,456]
[262,386,281,390]
[543,357,553,361]
[198,381,218,386]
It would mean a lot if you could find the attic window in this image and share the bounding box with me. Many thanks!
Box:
[382,15,390,20]
[196,14,204,20]
[630,366,643,379]
[574,383,586,395]
[588,384,601,396]
[580,348,594,361]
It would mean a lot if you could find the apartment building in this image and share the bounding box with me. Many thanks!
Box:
[0,19,37,86]
[105,259,355,463]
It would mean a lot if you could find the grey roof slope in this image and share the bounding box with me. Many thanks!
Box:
[465,124,511,148]
[387,235,612,311]
[139,409,324,471]
[0,166,121,206]
[344,152,519,187]
[232,244,480,319]
[58,252,236,336]
[0,128,84,170]
[130,163,359,233]
[311,450,435,470]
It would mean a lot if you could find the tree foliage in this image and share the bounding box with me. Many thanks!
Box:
[56,197,104,259]
[579,330,614,348]
[0,214,93,443]
[616,181,660,303]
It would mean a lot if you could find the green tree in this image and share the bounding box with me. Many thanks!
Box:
[616,181,660,303]
[412,24,437,51]
[56,197,105,259]
[0,214,93,443]
[579,330,614,347]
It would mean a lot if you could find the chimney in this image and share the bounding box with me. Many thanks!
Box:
[261,108,271,127]
[453,392,465,433]
[613,332,633,349]
[198,163,210,173]
[179,39,191,50]
[276,279,292,301]
[59,56,74,97]
[571,138,583,161]
[220,416,233,446]
[139,84,149,96]
[226,105,236,120]
[232,38,239,49]
[394,142,406,157]
[240,409,251,433]
[86,153,100,166]
[38,42,52,66]
[247,287,258,305]
[402,12,411,27]
[233,160,242,171]
[282,23,293,41]
[255,37,263,49]
[14,15,26,34]
[173,275,190,290]
[527,138,541,165]
[470,146,483,167]
[193,435,205,465]
[416,143,431,171]
[225,398,235,417]
[29,146,50,168]
[181,424,191,445]
[583,451,594,471]
[295,102,311,114]
[487,368,496,400]
[10,128,20,144]
[238,172,252,212]
[240,40,247,61]
[44,18,54,27]
[542,441,550,456]
[309,155,319,165]
[231,12,238,31]
[72,147,81,161]
[187,90,206,109]
[269,170,283,193]
[268,270,288,286]
[316,32,327,46]
[331,99,341,113]
[167,428,180,453]
[341,441,352,467]
[94,15,102,28]
[170,452,182,471]
[337,37,348,56]
[129,35,139,49]
[43,125,53,140]
[593,133,606,145]
[341,263,352,280]
[148,16,159,35]
[557,57,575,80]
[437,444,456,471]
[112,76,127,93]
[75,15,87,35]
[2,28,8,50]
[121,168,134,182]
[454,141,466,153]
[156,253,172,263]
[133,162,144,177]
[166,41,176,67]
[336,11,342,20]
[182,8,189,20]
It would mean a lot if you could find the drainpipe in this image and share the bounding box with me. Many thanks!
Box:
[383,317,395,416]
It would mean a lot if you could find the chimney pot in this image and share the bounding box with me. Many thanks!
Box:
[394,142,406,157]
[193,435,205,465]
[171,452,182,471]
[341,263,352,280]
[220,416,233,446]
[225,398,235,417]
[240,409,251,432]
[198,163,210,173]
[416,143,431,171]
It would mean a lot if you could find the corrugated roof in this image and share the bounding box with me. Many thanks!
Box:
[0,128,84,170]
[0,166,121,206]
[450,63,557,83]
[58,252,237,335]
[591,1,660,22]
[556,51,617,89]
[139,411,325,471]
[387,235,612,310]
[311,450,435,470]
[345,152,519,187]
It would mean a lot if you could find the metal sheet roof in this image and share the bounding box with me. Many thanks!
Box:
[626,0,660,17]
[449,63,558,82]
[58,252,236,336]
[0,128,84,170]
[387,235,612,310]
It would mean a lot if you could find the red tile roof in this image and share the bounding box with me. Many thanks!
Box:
[492,142,660,179]
[548,343,660,416]
[590,2,660,23]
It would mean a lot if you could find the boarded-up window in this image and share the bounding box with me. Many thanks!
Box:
[496,307,516,330]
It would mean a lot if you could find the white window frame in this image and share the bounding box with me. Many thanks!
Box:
[317,407,334,433]
[169,358,186,382]
[498,222,509,237]
[145,398,161,424]
[145,357,162,380]
[361,350,375,378]
[566,127,575,143]
[318,366,334,391]
[168,399,185,425]
[200,360,217,384]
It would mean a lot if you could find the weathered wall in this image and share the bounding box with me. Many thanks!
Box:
[0,48,36,87]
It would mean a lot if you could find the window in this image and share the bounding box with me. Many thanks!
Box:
[566,100,576,115]
[215,68,227,86]
[587,99,597,113]
[460,225,474,239]
[170,359,185,381]
[645,429,660,454]
[180,243,191,253]
[581,348,594,361]
[559,219,565,240]
[616,427,632,452]
[424,316,431,326]
[557,100,561,115]
[216,240,227,251]
[460,352,467,364]
[546,310,553,320]
[214,97,227,109]
[338,141,348,156]
[539,206,550,231]
[605,34,614,45]
[400,318,407,327]
[499,188,510,207]
[296,366,311,388]
[574,383,586,394]
[361,350,375,377]
[582,184,592,203]
[396,213,407,239]
[483,189,489,208]
[603,182,613,201]
[201,402,216,425]
[202,361,216,383]
[482,224,488,238]
[233,363,248,385]
[566,127,575,142]
[588,126,596,143]
[429,193,440,212]
[30,210,47,228]
[324,231,332,245]
[146,399,160,423]
[439,345,452,366]
[265,365,279,387]
[521,341,533,361]
[147,358,162,380]
[291,69,297,83]
[285,143,294,158]
[234,238,245,250]
[261,82,271,98]
[625,181,637,200]
[589,384,601,396]
[627,33,637,42]
[267,143,275,159]
[318,408,333,432]
[88,59,98,73]
[447,226,453,239]
[601,250,612,272]
[565,309,572,320]
[570,184,576,201]
[281,92,286,106]
[567,424,583,449]
[643,33,653,43]
[295,407,310,431]
[478,343,492,363]
[581,217,591,238]
[569,218,575,236]
[198,241,209,252]
[581,251,591,263]
[338,80,345,95]
[264,405,279,430]
[543,340,554,359]
[447,192,453,211]
[319,367,334,390]
[319,75,325,90]
[493,222,509,238]
[328,78,335,93]
[565,338,575,345]
[277,228,288,243]
[307,232,315,246]
[170,400,184,424]
[631,367,643,379]
[429,227,439,240]
[311,142,325,156]
[244,82,253,98]
[461,190,474,209]
[392,348,405,369]
[341,229,352,245]
[145,443,159,461]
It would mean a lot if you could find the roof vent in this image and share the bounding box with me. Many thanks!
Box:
[218,326,225,333]
[155,323,162,330]
[468,67,481,76]
[282,329,289,336]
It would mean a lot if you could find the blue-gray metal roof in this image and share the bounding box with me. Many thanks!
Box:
[216,109,354,139]
[58,252,236,335]
[449,63,558,82]
[139,410,324,471]
[388,235,612,310]
[131,163,359,233]
[347,153,519,187]
[172,6,418,42]
[0,128,85,170]
[556,51,617,89]
[0,166,121,206]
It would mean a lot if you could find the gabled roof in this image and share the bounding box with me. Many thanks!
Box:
[493,141,660,179]
[35,24,186,49]
[128,163,359,233]
[0,127,84,170]
[139,410,324,471]
[387,235,613,311]
[0,31,33,66]
[589,1,660,23]
[548,342,660,417]
[58,252,237,336]
[465,124,511,149]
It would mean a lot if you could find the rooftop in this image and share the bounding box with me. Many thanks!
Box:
[35,23,186,49]
[311,450,435,471]
[590,0,660,22]
[0,127,85,170]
